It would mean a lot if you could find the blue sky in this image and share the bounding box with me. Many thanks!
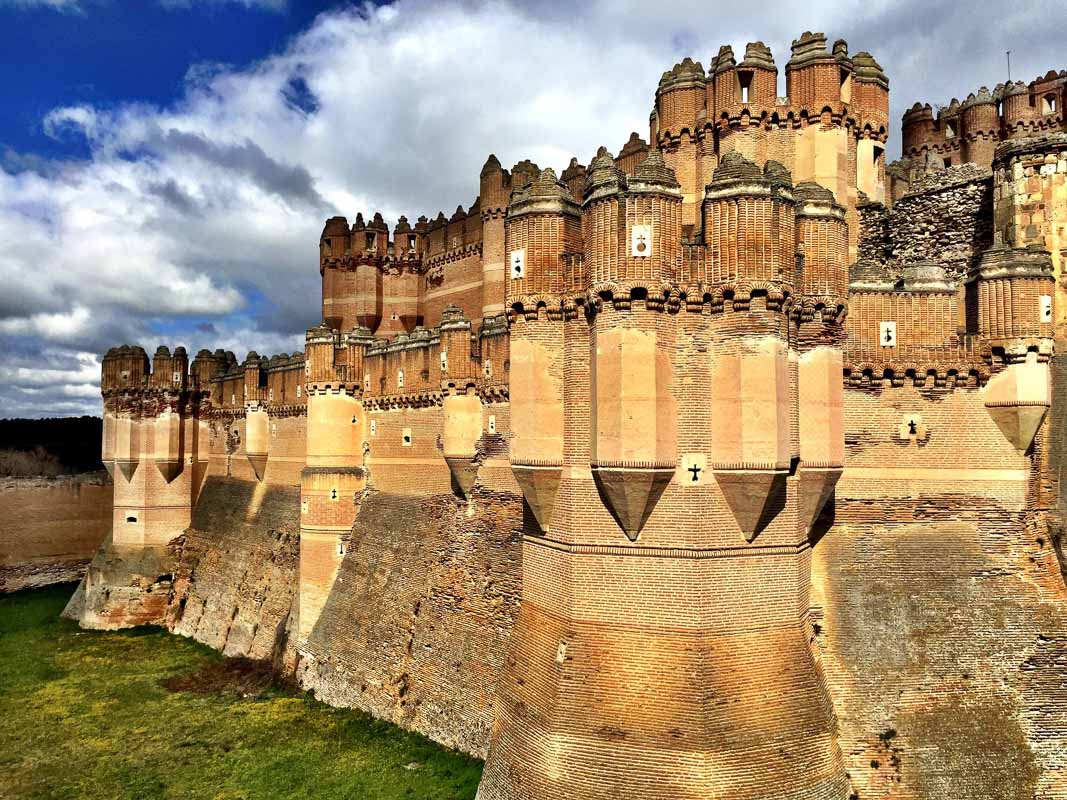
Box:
[1,1,347,160]
[0,0,1063,418]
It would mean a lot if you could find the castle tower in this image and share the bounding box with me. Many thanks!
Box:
[654,57,706,233]
[852,52,889,203]
[960,87,999,167]
[704,154,797,538]
[967,245,1056,451]
[479,150,848,800]
[1002,81,1034,139]
[297,322,371,642]
[480,155,509,320]
[242,353,270,481]
[901,102,937,157]
[793,181,848,532]
[101,344,206,548]
[505,166,581,531]
[319,215,354,332]
[588,149,680,538]
[439,304,482,498]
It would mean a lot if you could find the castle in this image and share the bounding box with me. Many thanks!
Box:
[65,33,1067,799]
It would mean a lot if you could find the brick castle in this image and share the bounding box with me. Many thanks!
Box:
[66,33,1067,799]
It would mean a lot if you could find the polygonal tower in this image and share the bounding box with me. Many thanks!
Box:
[479,147,850,800]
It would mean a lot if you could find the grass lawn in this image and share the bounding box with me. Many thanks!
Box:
[0,585,482,800]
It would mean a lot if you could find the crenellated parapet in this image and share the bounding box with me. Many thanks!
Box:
[901,69,1066,170]
[650,32,887,256]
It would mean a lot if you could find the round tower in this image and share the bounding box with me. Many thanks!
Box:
[960,87,999,166]
[785,31,849,117]
[505,166,581,532]
[298,322,369,642]
[479,154,509,320]
[655,58,706,233]
[704,153,796,539]
[319,216,351,331]
[587,149,681,539]
[439,305,481,498]
[703,153,797,291]
[902,103,936,157]
[1002,81,1033,139]
[795,181,848,304]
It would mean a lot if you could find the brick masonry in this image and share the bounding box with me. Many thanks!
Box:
[64,33,1067,800]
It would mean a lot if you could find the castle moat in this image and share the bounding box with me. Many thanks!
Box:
[0,585,481,800]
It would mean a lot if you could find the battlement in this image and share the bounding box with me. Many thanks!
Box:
[101,344,231,394]
[901,69,1066,168]
[303,304,505,410]
[653,32,888,144]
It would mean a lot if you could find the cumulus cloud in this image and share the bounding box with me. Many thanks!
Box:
[1,0,1063,417]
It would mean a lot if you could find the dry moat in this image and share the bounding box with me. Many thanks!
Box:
[0,585,481,800]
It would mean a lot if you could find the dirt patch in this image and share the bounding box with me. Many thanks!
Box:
[160,657,278,698]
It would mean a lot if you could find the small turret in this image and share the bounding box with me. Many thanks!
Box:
[786,32,847,115]
[794,181,848,302]
[615,132,650,175]
[704,152,797,290]
[1001,82,1033,138]
[506,167,582,303]
[851,51,889,133]
[439,305,481,499]
[960,87,999,165]
[655,56,706,140]
[902,102,936,155]
[560,157,587,203]
[319,216,350,268]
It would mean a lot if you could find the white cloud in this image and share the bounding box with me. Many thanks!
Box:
[1,0,1064,418]
[0,0,85,11]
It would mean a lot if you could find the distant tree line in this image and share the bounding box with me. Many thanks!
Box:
[0,417,104,477]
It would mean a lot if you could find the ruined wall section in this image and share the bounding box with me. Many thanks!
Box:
[0,473,112,592]
[888,166,994,282]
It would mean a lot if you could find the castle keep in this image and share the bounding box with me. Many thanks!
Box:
[67,33,1067,799]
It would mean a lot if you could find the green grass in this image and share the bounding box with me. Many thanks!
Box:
[0,585,482,800]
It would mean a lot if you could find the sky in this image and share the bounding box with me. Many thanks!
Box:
[0,0,1063,418]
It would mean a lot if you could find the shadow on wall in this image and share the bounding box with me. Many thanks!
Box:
[297,483,523,759]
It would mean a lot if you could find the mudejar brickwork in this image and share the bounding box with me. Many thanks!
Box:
[66,33,1067,799]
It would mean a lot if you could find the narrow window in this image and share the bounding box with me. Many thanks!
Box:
[1042,95,1058,115]
[366,233,375,250]
[738,71,752,105]
[840,68,851,103]
[408,234,417,251]
[944,122,955,139]
[397,369,405,388]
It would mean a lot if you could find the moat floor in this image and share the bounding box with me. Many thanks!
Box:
[0,585,482,800]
